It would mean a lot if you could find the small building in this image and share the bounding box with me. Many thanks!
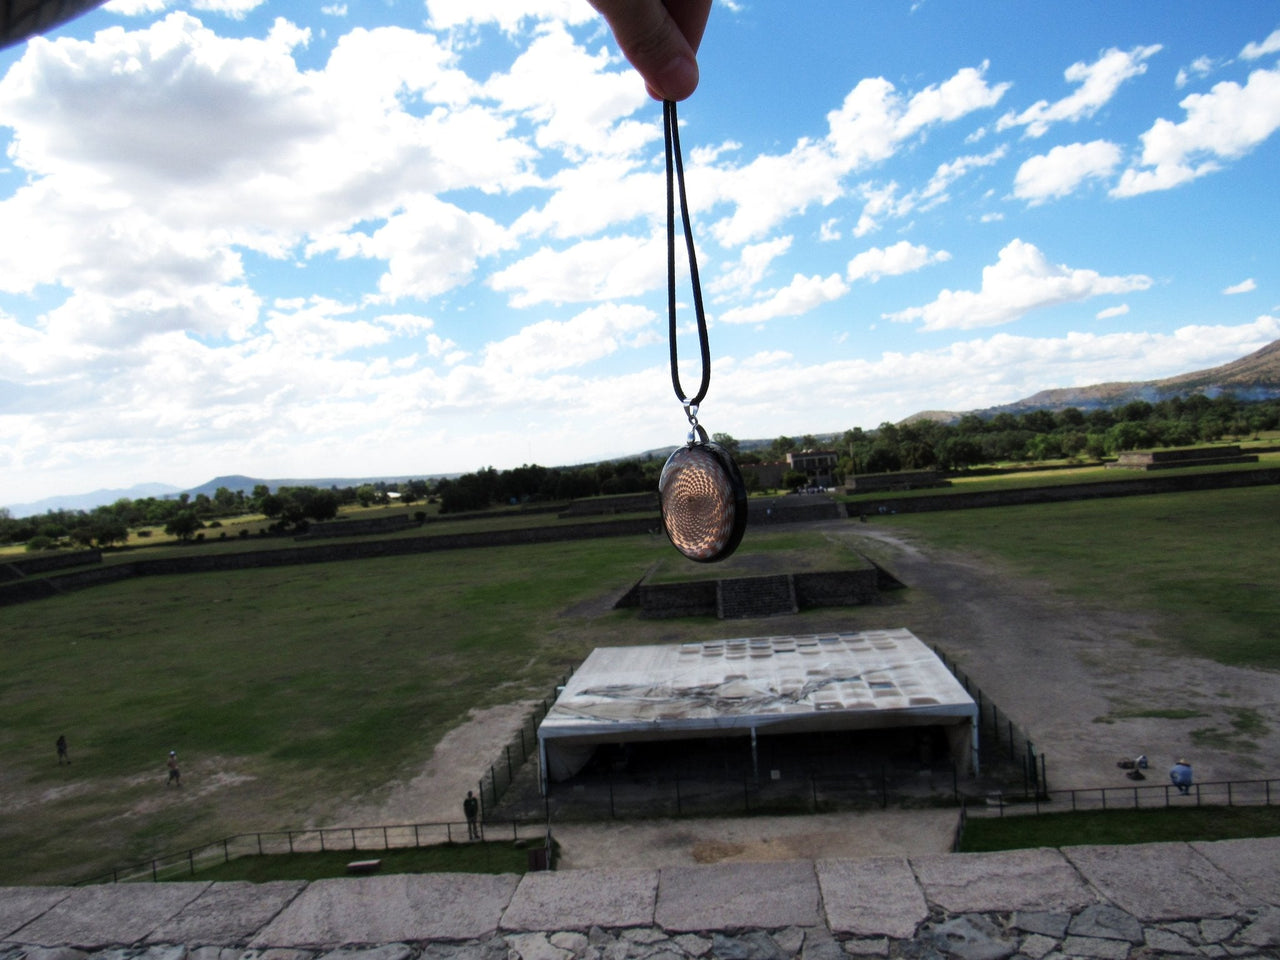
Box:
[537,628,978,792]
[787,450,839,485]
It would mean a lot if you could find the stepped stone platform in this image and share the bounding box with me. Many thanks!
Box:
[3,839,1278,958]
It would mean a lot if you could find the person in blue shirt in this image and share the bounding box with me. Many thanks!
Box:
[1170,758,1193,795]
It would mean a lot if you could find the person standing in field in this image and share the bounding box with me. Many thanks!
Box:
[1169,758,1193,795]
[463,790,480,840]
[166,750,181,787]
[56,734,69,765]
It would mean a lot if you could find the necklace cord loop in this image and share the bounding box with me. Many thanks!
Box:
[665,99,711,414]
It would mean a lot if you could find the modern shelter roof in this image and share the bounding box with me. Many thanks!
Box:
[540,628,976,744]
[1,0,103,50]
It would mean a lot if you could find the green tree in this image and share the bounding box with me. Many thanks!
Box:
[711,432,740,457]
[164,510,203,541]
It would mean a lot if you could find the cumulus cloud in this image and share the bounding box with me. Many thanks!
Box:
[711,315,1280,433]
[885,239,1152,331]
[1096,304,1130,320]
[717,273,850,325]
[1223,278,1257,295]
[847,241,951,283]
[708,237,793,297]
[1113,65,1280,196]
[482,303,655,376]
[1176,56,1216,88]
[1013,140,1122,204]
[998,45,1162,137]
[1241,28,1280,61]
[488,233,663,307]
[707,64,1009,245]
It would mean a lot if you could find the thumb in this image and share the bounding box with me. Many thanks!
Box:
[589,0,701,101]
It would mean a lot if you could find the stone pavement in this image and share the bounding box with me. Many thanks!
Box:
[2,839,1279,959]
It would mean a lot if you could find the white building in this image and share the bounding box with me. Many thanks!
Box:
[538,628,978,791]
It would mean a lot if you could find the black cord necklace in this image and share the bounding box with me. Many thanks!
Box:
[657,99,747,563]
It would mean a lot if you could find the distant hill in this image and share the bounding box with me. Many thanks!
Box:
[6,482,183,519]
[12,340,1279,516]
[908,337,1280,424]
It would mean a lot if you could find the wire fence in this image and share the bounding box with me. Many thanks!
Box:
[477,669,574,818]
[929,643,1046,797]
[973,775,1280,817]
[542,764,967,821]
[79,818,551,885]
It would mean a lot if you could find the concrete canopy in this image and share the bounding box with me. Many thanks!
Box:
[538,628,978,787]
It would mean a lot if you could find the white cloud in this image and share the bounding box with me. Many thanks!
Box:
[424,0,592,32]
[489,233,663,307]
[1176,56,1215,89]
[717,273,850,326]
[708,64,1009,246]
[886,239,1152,331]
[103,0,170,14]
[1241,28,1280,61]
[481,22,648,160]
[1114,65,1280,196]
[1096,304,1130,320]
[191,0,266,18]
[847,241,951,283]
[854,146,1006,236]
[998,45,1162,137]
[1013,140,1122,204]
[710,316,1280,432]
[1223,278,1257,295]
[482,303,655,376]
[708,237,793,297]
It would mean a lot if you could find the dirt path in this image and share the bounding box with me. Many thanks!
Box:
[330,521,1280,865]
[848,523,1280,788]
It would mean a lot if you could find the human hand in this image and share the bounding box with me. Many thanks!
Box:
[587,0,712,101]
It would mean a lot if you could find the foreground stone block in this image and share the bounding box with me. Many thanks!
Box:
[655,860,821,932]
[815,858,926,940]
[7,883,210,948]
[501,869,657,931]
[911,848,1095,914]
[249,873,519,948]
[1063,842,1256,922]
[1192,836,1280,907]
[145,880,306,945]
[0,888,75,941]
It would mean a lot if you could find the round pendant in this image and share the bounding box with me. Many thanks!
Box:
[659,439,748,562]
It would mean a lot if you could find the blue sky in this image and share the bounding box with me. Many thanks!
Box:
[2,1,1278,506]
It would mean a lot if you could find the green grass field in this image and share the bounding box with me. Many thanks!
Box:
[179,838,549,883]
[2,481,1277,883]
[881,484,1280,668]
[958,805,1280,852]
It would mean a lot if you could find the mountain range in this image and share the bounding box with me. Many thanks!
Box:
[8,338,1279,517]
[908,337,1280,424]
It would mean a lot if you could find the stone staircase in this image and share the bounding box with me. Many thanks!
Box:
[716,574,797,619]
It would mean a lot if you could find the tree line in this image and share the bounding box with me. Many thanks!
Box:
[3,392,1276,550]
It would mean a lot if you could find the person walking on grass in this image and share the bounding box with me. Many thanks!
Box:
[56,734,69,765]
[464,790,480,840]
[166,750,181,787]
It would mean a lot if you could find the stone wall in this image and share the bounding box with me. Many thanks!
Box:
[0,518,659,608]
[0,548,102,581]
[848,467,1280,516]
[621,568,880,619]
